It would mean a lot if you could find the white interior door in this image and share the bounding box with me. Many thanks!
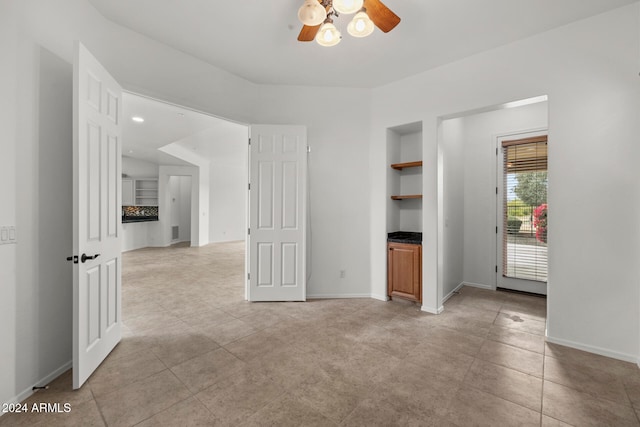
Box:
[72,41,123,389]
[248,125,307,301]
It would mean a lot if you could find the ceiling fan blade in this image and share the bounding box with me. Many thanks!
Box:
[364,0,401,33]
[298,24,322,42]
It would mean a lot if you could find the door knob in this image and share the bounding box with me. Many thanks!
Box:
[81,253,100,263]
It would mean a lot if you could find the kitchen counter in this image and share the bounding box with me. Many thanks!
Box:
[122,216,158,223]
[387,231,422,244]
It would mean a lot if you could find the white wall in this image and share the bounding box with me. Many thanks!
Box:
[370,4,640,359]
[441,118,465,298]
[0,0,20,406]
[122,156,159,178]
[254,85,372,299]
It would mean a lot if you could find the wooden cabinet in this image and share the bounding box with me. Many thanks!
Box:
[388,242,422,303]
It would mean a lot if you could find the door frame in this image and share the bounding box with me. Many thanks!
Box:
[495,128,548,295]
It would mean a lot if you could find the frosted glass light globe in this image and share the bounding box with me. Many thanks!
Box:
[298,0,327,26]
[315,22,341,47]
[333,0,364,14]
[347,11,374,37]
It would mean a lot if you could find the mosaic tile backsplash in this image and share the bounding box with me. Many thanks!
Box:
[123,206,158,217]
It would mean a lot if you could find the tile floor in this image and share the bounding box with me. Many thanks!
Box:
[2,241,640,426]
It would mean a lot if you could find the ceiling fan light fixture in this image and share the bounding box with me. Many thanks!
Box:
[315,21,342,47]
[347,11,374,37]
[298,0,327,26]
[333,0,364,14]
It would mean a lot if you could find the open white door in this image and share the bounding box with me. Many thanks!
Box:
[248,125,307,301]
[72,42,123,389]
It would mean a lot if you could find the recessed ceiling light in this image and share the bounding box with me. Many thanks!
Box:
[132,116,144,123]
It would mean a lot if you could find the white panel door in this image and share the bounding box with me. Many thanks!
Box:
[72,41,123,389]
[248,125,307,301]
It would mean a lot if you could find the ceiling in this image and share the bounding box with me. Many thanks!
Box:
[88,0,636,88]
[122,92,247,166]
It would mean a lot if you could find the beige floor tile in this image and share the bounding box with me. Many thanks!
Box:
[95,370,191,427]
[542,380,639,427]
[376,364,462,419]
[170,347,245,393]
[243,393,337,427]
[223,330,285,362]
[135,396,219,427]
[294,375,370,423]
[123,312,187,335]
[444,387,540,427]
[150,327,220,368]
[88,349,167,397]
[464,359,543,411]
[477,339,544,377]
[545,342,638,378]
[488,324,546,353]
[340,396,436,427]
[494,311,546,335]
[541,415,576,426]
[544,355,630,406]
[405,342,475,382]
[421,325,486,357]
[23,369,94,408]
[32,399,105,427]
[623,373,640,408]
[353,324,420,359]
[17,242,640,427]
[195,368,285,425]
[197,318,257,346]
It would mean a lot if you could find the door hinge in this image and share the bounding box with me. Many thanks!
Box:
[495,265,498,273]
[307,145,311,153]
[496,147,498,155]
[248,138,251,146]
[496,187,498,195]
[247,273,250,280]
[496,226,498,234]
[247,228,250,235]
[248,183,250,190]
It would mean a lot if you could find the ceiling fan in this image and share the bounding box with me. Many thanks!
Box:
[297,0,400,47]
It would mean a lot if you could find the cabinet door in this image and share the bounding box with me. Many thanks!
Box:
[122,179,134,206]
[388,243,421,303]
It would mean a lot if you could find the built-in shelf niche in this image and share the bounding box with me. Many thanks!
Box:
[387,121,423,233]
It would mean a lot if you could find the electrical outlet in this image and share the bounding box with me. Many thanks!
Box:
[339,270,346,279]
[0,226,16,245]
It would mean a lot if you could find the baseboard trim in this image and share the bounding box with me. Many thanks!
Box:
[442,282,465,304]
[3,360,72,411]
[307,293,372,299]
[461,281,494,290]
[546,335,638,365]
[370,293,389,302]
[421,305,443,314]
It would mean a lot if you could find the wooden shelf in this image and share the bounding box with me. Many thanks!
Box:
[391,195,423,200]
[391,161,422,170]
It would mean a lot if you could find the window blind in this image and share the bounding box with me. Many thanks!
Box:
[502,135,548,282]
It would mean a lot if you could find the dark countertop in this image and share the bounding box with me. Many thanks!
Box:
[388,231,422,244]
[123,216,158,224]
